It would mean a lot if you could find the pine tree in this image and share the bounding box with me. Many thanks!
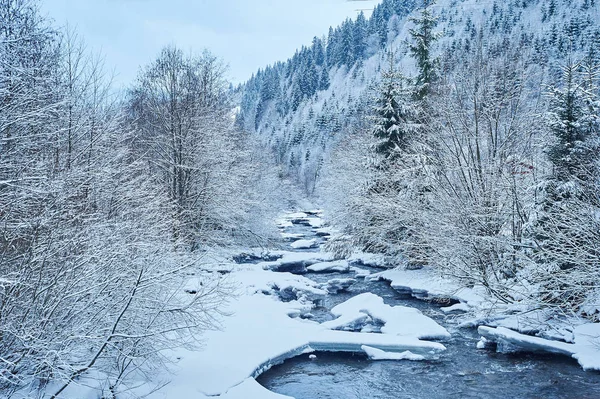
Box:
[374,8,389,47]
[371,52,418,159]
[319,68,331,91]
[326,27,337,65]
[532,59,600,310]
[312,36,326,67]
[409,0,441,100]
[353,12,368,61]
[547,60,598,181]
[337,19,355,66]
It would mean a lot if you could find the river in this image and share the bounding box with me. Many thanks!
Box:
[255,213,600,399]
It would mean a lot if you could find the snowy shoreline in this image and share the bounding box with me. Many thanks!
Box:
[141,264,448,399]
[139,210,600,399]
[367,262,600,372]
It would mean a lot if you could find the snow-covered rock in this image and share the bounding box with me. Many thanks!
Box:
[290,239,319,249]
[325,293,450,340]
[441,303,470,313]
[306,217,325,228]
[307,260,350,273]
[281,232,305,240]
[348,252,388,268]
[352,267,372,278]
[362,345,425,361]
[314,227,334,237]
[305,209,324,216]
[321,311,372,332]
[232,250,282,264]
[322,278,355,294]
[369,267,485,307]
[273,280,327,305]
[259,251,335,274]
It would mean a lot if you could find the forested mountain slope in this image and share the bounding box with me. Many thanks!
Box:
[239,0,600,192]
[239,0,600,319]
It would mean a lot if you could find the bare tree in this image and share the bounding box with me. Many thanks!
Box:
[1,5,231,396]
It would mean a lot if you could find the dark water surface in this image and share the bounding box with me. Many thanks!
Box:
[257,216,600,399]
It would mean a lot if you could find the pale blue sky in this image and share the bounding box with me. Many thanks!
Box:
[40,0,380,86]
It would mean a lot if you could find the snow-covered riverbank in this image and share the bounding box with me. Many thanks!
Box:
[368,263,600,371]
[142,209,600,398]
[137,211,449,398]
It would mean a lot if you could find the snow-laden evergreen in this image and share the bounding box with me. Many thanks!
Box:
[239,0,600,328]
[239,0,600,193]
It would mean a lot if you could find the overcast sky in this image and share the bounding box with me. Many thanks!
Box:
[40,0,381,87]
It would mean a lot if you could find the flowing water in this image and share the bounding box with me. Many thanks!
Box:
[255,216,600,399]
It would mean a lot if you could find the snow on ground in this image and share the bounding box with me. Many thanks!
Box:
[290,239,319,249]
[478,325,600,371]
[362,345,425,361]
[145,265,447,399]
[324,293,450,340]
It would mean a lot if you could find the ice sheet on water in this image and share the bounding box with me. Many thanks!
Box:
[478,326,575,356]
[478,325,600,371]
